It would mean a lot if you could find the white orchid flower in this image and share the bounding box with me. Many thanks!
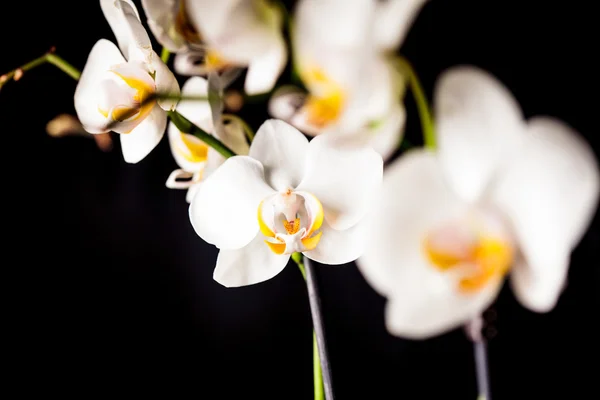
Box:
[166,77,250,202]
[74,0,180,164]
[141,0,287,95]
[357,66,600,339]
[269,0,427,160]
[189,119,383,287]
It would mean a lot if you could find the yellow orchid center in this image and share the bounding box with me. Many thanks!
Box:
[257,190,324,255]
[301,67,345,127]
[423,219,514,294]
[205,49,231,71]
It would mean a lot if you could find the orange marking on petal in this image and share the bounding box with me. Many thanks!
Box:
[301,231,323,251]
[257,200,275,238]
[265,240,286,255]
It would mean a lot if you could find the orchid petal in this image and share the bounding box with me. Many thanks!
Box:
[141,0,187,52]
[101,0,153,63]
[373,0,429,51]
[166,169,195,189]
[297,133,383,230]
[189,156,275,250]
[214,233,291,287]
[244,35,287,95]
[176,77,213,132]
[434,66,525,203]
[357,150,498,338]
[366,103,406,161]
[303,221,366,265]
[491,117,600,312]
[74,39,126,134]
[120,104,166,163]
[152,52,181,111]
[249,119,309,191]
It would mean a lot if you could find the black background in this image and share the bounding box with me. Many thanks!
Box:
[4,0,599,398]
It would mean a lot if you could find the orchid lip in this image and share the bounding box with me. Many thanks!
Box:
[258,189,324,255]
[423,210,515,294]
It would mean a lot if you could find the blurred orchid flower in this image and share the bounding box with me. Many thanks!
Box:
[269,0,428,160]
[189,119,383,287]
[357,66,600,339]
[74,0,180,164]
[142,0,287,95]
[166,77,249,202]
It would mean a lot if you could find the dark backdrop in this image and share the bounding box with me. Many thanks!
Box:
[4,1,599,398]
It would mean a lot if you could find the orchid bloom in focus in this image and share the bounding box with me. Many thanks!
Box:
[141,0,287,95]
[269,0,428,160]
[74,0,180,164]
[357,66,600,339]
[166,77,249,202]
[189,119,383,287]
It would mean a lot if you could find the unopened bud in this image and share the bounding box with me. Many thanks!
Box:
[13,69,23,81]
[93,133,113,152]
[46,114,113,152]
[46,114,85,137]
[224,90,244,112]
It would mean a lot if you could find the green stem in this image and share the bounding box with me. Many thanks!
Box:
[0,50,80,87]
[395,56,436,149]
[168,110,236,159]
[46,53,81,80]
[313,332,324,400]
[223,113,255,142]
[160,47,171,64]
[291,253,325,400]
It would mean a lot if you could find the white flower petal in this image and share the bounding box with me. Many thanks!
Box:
[141,0,186,52]
[151,52,181,111]
[244,35,287,95]
[297,133,383,230]
[491,117,600,312]
[214,233,291,287]
[219,118,250,156]
[120,104,167,163]
[189,156,275,250]
[166,168,195,189]
[249,119,309,191]
[188,0,284,64]
[366,103,406,161]
[373,0,429,51]
[176,77,212,132]
[384,279,501,339]
[101,0,153,63]
[434,66,525,203]
[167,122,208,172]
[74,39,126,134]
[185,181,202,203]
[295,0,374,51]
[303,221,366,265]
[357,150,498,339]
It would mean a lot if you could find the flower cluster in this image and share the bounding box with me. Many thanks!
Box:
[67,0,600,339]
[2,0,599,395]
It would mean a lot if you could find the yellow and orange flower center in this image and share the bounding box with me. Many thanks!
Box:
[423,224,514,294]
[257,190,324,255]
[300,67,345,128]
[204,49,232,71]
